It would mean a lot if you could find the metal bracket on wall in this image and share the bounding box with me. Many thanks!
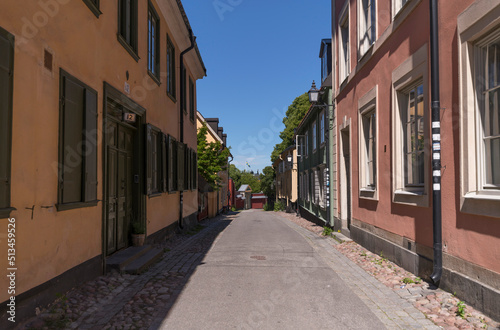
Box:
[25,205,35,220]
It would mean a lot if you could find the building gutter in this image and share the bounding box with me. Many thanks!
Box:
[429,0,442,284]
[178,29,196,230]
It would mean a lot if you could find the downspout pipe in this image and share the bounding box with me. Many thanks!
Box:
[429,0,442,284]
[178,29,196,230]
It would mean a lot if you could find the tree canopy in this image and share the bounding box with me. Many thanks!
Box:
[270,93,311,162]
[229,164,262,193]
[260,166,276,201]
[197,122,231,190]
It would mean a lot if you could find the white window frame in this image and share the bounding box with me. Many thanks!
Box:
[458,0,500,218]
[338,1,350,84]
[320,110,325,145]
[358,86,378,199]
[305,130,309,157]
[392,44,429,207]
[358,0,376,58]
[392,0,409,18]
[312,120,317,151]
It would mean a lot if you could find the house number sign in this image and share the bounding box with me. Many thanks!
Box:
[123,112,136,123]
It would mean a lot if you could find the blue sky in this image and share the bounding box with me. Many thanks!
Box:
[182,0,332,173]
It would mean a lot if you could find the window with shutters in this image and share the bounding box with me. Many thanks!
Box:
[0,27,14,218]
[145,124,165,196]
[82,0,101,18]
[167,35,176,101]
[148,2,160,83]
[57,70,98,211]
[118,0,139,61]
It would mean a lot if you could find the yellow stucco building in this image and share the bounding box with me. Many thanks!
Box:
[196,111,230,218]
[274,146,298,212]
[0,0,205,323]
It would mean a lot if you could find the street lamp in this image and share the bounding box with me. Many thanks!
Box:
[287,155,292,163]
[308,81,320,103]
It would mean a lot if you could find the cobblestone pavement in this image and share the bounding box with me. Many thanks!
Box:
[19,212,237,330]
[276,211,500,330]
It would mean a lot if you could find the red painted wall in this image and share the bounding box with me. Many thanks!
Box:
[333,0,500,274]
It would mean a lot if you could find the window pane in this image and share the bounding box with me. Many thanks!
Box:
[488,41,500,89]
[486,137,500,185]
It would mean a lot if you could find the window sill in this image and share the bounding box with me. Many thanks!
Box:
[117,34,139,62]
[148,192,162,198]
[147,71,161,86]
[461,192,500,218]
[82,0,102,18]
[167,92,177,103]
[392,0,417,21]
[0,207,16,219]
[358,43,374,62]
[393,189,428,207]
[56,201,99,212]
[360,188,377,200]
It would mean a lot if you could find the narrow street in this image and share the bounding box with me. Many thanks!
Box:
[158,210,437,330]
[22,210,447,329]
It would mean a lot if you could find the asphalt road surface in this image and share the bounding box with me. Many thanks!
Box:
[159,210,386,329]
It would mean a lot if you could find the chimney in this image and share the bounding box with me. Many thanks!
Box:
[205,118,219,133]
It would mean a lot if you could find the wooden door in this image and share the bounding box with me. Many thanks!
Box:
[106,120,134,255]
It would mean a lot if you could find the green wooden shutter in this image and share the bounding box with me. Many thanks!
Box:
[0,29,13,210]
[168,135,177,192]
[84,88,98,202]
[168,135,173,192]
[162,133,167,192]
[177,142,184,191]
[61,76,84,204]
[145,124,152,195]
[191,149,195,190]
[188,149,193,190]
[194,151,197,190]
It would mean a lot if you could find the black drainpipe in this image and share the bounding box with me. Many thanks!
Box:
[429,0,442,284]
[178,29,196,229]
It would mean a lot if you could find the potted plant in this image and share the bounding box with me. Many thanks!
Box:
[131,220,146,247]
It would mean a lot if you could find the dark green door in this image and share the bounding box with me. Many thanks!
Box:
[106,119,134,255]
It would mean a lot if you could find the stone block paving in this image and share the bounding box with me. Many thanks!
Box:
[19,213,236,330]
[276,211,500,330]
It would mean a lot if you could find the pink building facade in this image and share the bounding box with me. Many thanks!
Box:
[331,0,500,319]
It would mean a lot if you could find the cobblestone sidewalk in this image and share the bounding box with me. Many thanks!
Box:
[19,212,238,330]
[276,211,500,330]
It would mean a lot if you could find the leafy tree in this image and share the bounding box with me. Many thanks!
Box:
[230,164,263,192]
[240,171,261,192]
[229,164,242,190]
[260,166,276,201]
[271,93,311,162]
[197,122,231,190]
